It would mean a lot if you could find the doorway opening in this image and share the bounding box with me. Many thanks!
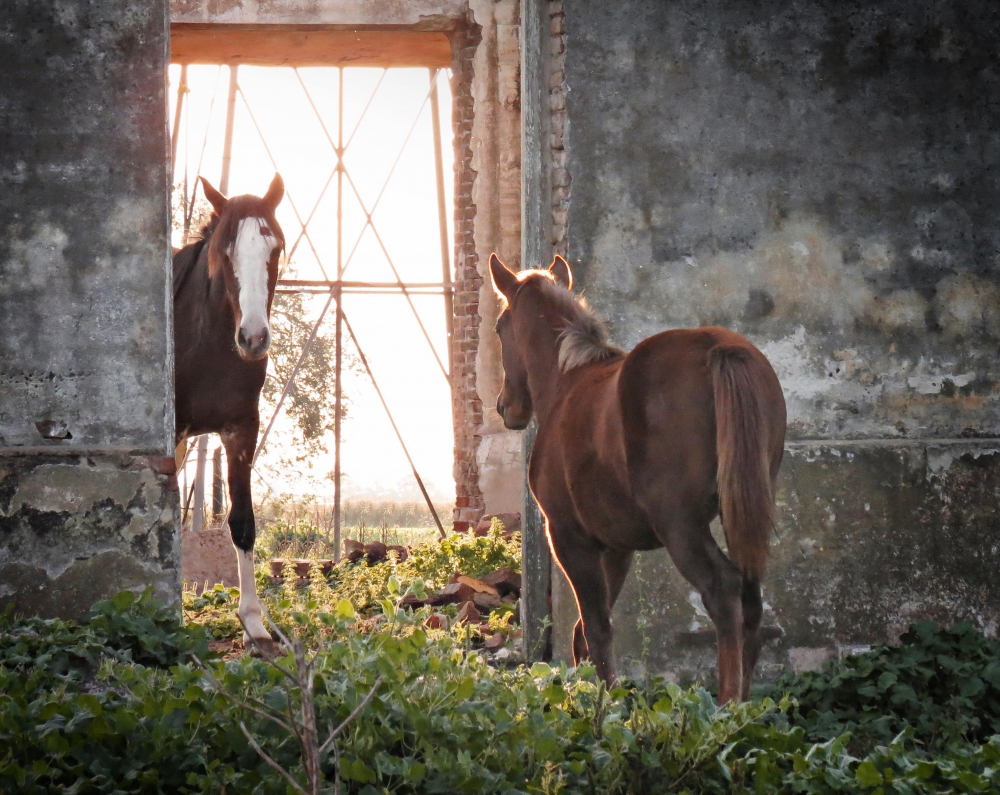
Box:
[170,32,457,558]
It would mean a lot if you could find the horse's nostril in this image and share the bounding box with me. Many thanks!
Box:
[496,395,505,417]
[238,328,249,347]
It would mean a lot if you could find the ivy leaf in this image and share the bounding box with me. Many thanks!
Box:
[855,760,883,787]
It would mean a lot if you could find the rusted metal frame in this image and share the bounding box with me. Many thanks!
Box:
[237,85,330,281]
[283,68,387,269]
[429,68,455,385]
[341,167,450,382]
[341,311,446,539]
[327,78,451,383]
[277,279,447,290]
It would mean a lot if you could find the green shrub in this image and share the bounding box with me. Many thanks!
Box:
[762,621,1000,753]
[4,588,1000,794]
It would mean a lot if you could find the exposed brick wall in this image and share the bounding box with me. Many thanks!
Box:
[549,0,569,257]
[450,13,486,531]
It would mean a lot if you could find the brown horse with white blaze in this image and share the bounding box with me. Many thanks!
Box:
[173,174,285,652]
[489,253,786,702]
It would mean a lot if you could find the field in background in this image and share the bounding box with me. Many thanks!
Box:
[250,496,451,560]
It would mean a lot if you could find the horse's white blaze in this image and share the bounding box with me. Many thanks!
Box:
[230,217,276,342]
[236,547,269,641]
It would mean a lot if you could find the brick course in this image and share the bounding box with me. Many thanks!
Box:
[549,0,569,257]
[449,13,486,532]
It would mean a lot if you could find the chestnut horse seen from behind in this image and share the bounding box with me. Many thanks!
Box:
[489,253,786,702]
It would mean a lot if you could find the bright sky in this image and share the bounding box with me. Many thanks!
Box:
[169,64,455,503]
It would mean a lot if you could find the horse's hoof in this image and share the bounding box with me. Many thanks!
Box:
[245,636,282,659]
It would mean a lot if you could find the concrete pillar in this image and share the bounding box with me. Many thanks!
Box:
[0,0,178,619]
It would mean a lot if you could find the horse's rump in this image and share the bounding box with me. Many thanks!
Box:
[617,328,784,578]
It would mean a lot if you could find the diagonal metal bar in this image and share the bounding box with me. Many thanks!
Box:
[342,311,446,538]
[237,85,330,280]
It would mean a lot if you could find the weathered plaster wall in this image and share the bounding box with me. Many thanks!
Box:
[0,0,178,618]
[553,0,1000,682]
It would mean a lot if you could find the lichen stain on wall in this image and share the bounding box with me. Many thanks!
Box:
[580,204,999,440]
[0,455,179,619]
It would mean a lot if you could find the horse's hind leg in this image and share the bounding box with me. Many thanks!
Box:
[740,577,764,700]
[222,427,275,653]
[658,515,745,703]
[573,549,634,663]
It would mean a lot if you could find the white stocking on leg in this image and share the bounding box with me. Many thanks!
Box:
[236,547,272,647]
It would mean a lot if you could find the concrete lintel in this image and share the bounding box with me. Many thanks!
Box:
[170,0,468,29]
[171,24,451,67]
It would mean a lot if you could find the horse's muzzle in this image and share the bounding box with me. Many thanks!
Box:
[237,326,270,359]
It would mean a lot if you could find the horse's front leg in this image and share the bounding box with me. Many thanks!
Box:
[221,427,275,653]
[548,520,618,685]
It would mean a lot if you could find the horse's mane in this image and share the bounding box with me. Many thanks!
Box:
[520,270,624,372]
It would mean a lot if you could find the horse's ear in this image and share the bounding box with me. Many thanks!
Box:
[549,254,573,290]
[490,253,518,299]
[263,173,284,211]
[199,177,227,215]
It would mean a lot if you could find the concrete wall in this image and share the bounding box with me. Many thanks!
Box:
[0,0,179,618]
[552,0,1000,682]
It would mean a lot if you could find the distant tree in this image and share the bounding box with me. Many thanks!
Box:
[261,291,353,470]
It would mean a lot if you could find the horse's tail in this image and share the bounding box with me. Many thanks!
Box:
[710,345,775,581]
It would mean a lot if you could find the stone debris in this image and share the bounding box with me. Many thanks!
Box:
[451,573,499,595]
[455,600,482,625]
[482,568,522,598]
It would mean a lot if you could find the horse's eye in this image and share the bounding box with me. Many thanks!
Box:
[260,226,272,237]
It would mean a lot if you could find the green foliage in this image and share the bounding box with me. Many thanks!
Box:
[400,521,521,589]
[0,587,211,681]
[4,587,1000,794]
[762,620,1000,754]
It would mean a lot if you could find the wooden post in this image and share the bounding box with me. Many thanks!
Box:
[520,0,553,661]
[212,445,224,518]
[170,64,188,185]
[333,67,344,561]
[429,68,455,384]
[192,435,208,532]
[219,65,239,194]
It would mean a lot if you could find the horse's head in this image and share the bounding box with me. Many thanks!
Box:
[201,173,286,360]
[488,252,575,430]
